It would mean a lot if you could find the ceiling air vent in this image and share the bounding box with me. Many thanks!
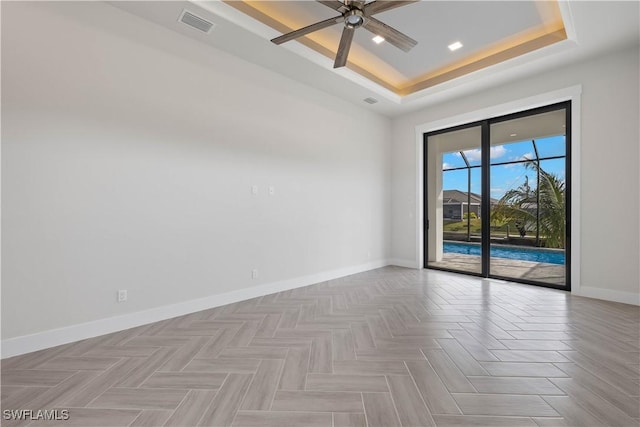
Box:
[363,97,379,104]
[179,10,215,34]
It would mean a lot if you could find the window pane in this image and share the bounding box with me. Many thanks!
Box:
[491,140,535,165]
[535,135,566,158]
[442,151,467,170]
[489,108,567,287]
[427,125,482,275]
[458,148,481,167]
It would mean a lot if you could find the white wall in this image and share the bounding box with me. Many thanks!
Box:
[391,46,640,304]
[1,2,391,346]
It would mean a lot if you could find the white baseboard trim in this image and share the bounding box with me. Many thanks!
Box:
[388,258,418,269]
[1,260,391,359]
[572,286,640,306]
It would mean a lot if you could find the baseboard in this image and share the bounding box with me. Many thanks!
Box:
[1,259,391,359]
[388,258,418,269]
[572,286,640,306]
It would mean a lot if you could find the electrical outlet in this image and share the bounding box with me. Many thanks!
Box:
[252,269,258,279]
[251,185,258,195]
[117,290,127,302]
[268,186,275,196]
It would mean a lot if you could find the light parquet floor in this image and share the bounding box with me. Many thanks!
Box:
[2,267,639,427]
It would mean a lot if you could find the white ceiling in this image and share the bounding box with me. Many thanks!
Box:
[236,1,555,81]
[111,1,639,117]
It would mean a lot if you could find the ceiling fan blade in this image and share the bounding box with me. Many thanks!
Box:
[317,1,346,12]
[334,26,355,68]
[271,15,344,45]
[364,0,419,16]
[363,17,417,52]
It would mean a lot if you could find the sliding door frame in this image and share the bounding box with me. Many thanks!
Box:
[423,101,571,291]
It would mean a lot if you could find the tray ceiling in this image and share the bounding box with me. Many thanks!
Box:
[227,1,566,95]
[109,1,639,115]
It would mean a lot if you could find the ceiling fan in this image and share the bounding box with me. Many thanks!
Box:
[271,0,418,68]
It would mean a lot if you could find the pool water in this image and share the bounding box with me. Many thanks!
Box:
[444,242,565,265]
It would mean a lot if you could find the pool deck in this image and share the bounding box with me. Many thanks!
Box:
[428,253,566,286]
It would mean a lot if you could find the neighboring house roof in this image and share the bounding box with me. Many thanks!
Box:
[443,190,482,204]
[443,190,498,204]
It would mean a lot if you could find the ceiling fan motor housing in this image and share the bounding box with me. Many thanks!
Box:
[344,8,365,29]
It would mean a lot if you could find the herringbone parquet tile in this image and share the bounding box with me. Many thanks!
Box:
[2,267,639,426]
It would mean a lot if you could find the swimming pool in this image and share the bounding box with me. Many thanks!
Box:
[443,242,565,265]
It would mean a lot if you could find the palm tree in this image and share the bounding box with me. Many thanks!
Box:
[491,162,565,248]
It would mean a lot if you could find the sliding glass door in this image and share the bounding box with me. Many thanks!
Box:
[424,103,570,290]
[425,124,483,275]
[489,109,568,286]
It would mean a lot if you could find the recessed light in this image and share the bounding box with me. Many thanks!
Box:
[372,35,385,44]
[448,41,463,51]
[510,133,517,137]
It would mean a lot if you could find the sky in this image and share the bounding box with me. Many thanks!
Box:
[442,135,566,200]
